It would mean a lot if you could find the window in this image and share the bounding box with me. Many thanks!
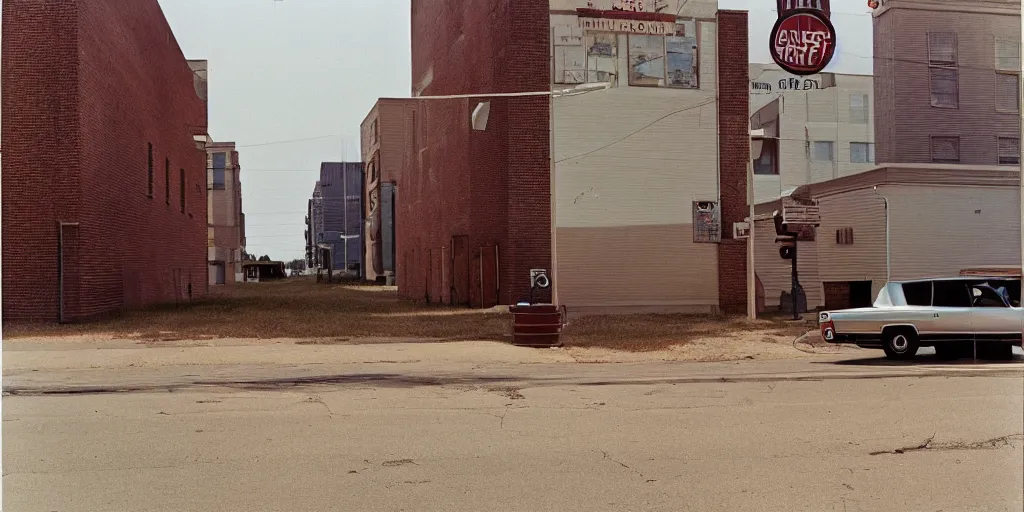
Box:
[930,136,960,163]
[933,280,970,308]
[971,286,1008,308]
[835,227,854,245]
[811,141,834,162]
[928,33,958,108]
[902,281,932,307]
[995,73,1020,113]
[165,158,170,205]
[753,138,778,175]
[212,152,226,190]
[849,94,869,124]
[666,22,699,89]
[147,143,154,197]
[995,39,1021,72]
[998,137,1020,165]
[850,142,874,164]
[179,168,186,213]
[585,32,618,86]
[628,35,665,86]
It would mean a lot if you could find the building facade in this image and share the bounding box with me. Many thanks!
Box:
[749,64,876,204]
[306,162,364,277]
[2,0,209,321]
[873,0,1021,166]
[399,0,751,313]
[207,141,245,285]
[755,166,1020,310]
[360,99,414,284]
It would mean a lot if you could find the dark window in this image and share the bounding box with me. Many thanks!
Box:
[902,281,932,306]
[165,158,170,205]
[836,227,854,245]
[933,281,970,307]
[930,136,960,163]
[998,137,1020,165]
[212,152,226,190]
[147,143,154,197]
[753,138,778,175]
[179,168,186,213]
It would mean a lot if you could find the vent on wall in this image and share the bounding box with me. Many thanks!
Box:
[836,227,854,245]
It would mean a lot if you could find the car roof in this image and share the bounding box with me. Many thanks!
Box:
[893,276,1019,284]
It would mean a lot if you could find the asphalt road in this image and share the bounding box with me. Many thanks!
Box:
[3,341,1023,512]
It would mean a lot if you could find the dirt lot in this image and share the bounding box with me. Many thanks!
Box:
[3,278,817,354]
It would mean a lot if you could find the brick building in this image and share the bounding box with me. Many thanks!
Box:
[2,0,209,321]
[386,0,750,313]
[207,141,246,285]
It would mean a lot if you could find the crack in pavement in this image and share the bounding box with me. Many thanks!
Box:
[306,394,334,419]
[869,433,1024,456]
[598,450,655,483]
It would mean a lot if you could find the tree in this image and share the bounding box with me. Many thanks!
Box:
[258,255,271,262]
[285,259,306,271]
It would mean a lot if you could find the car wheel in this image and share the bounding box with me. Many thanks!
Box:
[882,329,919,360]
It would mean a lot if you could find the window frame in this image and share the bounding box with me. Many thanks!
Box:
[811,141,835,162]
[997,136,1020,165]
[927,32,959,109]
[930,136,961,164]
[849,142,874,164]
[848,93,869,124]
[212,152,227,191]
[994,71,1020,114]
[753,138,779,175]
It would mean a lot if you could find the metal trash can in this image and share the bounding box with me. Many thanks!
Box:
[509,304,567,347]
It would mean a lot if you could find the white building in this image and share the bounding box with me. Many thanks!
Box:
[749,64,876,204]
[754,165,1020,311]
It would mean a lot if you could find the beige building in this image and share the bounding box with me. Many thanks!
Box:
[550,0,753,314]
[754,165,1020,310]
[872,0,1020,166]
[749,64,876,204]
[207,141,245,285]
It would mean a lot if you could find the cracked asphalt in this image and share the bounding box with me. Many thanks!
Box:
[3,340,1023,511]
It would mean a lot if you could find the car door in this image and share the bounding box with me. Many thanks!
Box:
[929,280,973,342]
[968,284,1020,342]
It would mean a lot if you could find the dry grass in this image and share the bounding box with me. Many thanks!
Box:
[561,314,813,352]
[3,278,510,341]
[3,278,815,351]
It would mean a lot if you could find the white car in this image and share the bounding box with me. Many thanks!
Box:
[818,277,1022,360]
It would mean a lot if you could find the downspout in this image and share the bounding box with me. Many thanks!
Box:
[873,186,890,282]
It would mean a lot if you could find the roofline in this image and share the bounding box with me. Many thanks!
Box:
[793,164,1019,200]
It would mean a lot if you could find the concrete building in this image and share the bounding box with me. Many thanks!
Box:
[306,162,364,278]
[400,0,751,313]
[754,165,1020,310]
[873,0,1021,166]
[207,141,245,285]
[2,0,209,321]
[360,99,414,284]
[749,65,876,204]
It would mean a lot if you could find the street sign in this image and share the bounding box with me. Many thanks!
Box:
[769,8,836,76]
[781,204,821,226]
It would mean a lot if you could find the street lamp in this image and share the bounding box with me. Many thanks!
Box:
[748,130,765,320]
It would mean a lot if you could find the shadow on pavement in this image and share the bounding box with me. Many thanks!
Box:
[818,346,1024,367]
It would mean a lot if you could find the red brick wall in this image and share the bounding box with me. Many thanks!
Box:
[716,10,751,315]
[2,0,208,321]
[406,0,550,307]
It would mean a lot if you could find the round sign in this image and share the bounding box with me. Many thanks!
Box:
[769,9,837,76]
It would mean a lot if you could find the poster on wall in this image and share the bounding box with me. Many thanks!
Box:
[666,21,697,88]
[586,33,618,85]
[628,35,665,86]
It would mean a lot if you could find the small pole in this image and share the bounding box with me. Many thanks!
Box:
[791,240,799,321]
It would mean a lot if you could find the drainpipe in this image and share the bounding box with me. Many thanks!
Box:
[873,186,890,282]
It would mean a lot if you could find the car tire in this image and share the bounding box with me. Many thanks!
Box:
[882,329,919,360]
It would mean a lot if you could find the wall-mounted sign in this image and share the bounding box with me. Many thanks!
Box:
[768,8,836,76]
[578,17,674,34]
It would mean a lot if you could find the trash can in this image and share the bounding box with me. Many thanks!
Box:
[509,304,567,347]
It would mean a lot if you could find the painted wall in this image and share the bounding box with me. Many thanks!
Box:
[551,0,733,313]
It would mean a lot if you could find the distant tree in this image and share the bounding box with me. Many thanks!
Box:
[285,258,306,271]
[258,255,271,262]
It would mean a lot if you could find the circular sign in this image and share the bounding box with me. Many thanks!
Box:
[769,9,837,76]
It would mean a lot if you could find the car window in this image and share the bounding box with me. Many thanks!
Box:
[933,281,970,307]
[971,286,1008,308]
[901,282,932,306]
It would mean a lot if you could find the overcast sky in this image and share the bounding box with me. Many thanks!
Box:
[158,0,874,261]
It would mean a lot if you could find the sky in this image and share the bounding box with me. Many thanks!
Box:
[157,0,875,261]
